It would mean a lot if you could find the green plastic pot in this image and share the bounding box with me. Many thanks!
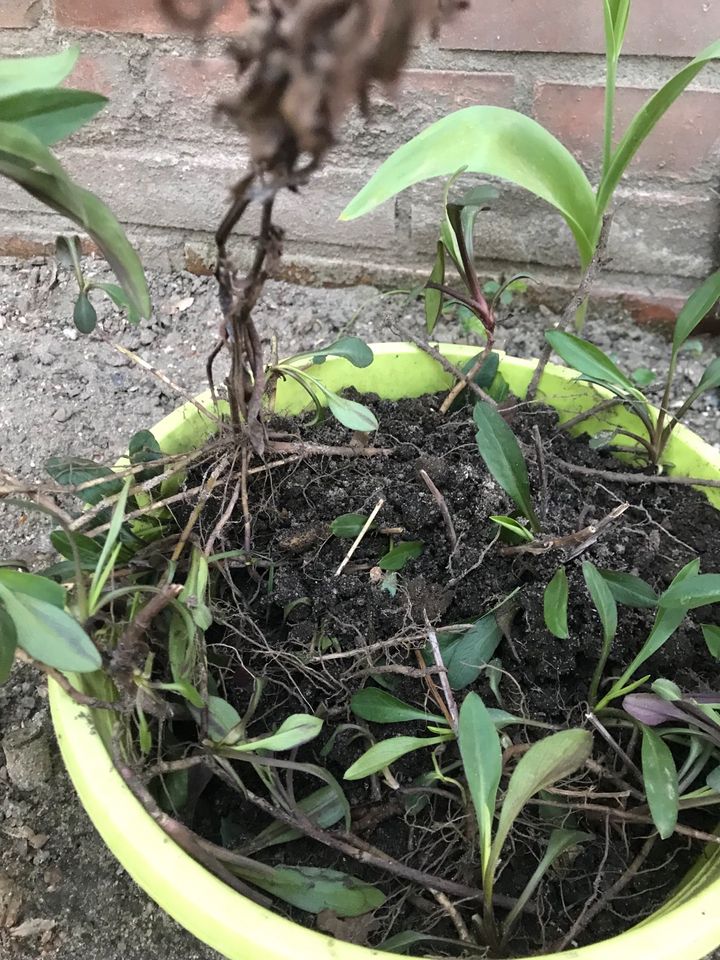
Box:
[50,343,720,960]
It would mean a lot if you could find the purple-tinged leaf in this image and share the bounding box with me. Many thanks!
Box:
[622,693,688,726]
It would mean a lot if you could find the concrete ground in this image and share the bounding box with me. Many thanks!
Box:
[0,258,719,958]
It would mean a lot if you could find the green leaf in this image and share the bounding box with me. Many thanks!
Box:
[249,785,348,852]
[0,88,107,145]
[0,125,150,318]
[598,560,701,710]
[45,456,124,506]
[330,513,372,538]
[489,730,593,877]
[379,932,435,954]
[235,864,385,917]
[92,281,141,324]
[303,376,378,432]
[598,41,720,216]
[660,574,720,610]
[458,693,502,873]
[707,767,720,793]
[73,291,97,333]
[583,561,618,645]
[545,331,638,395]
[50,530,102,570]
[641,726,679,840]
[341,106,597,265]
[604,0,631,57]
[631,368,656,387]
[702,624,720,659]
[0,606,17,682]
[544,567,569,640]
[311,336,374,369]
[0,569,65,608]
[0,583,101,673]
[425,241,445,334]
[693,356,720,398]
[435,615,501,690]
[155,680,204,709]
[0,48,79,97]
[128,429,163,481]
[203,696,244,743]
[491,516,534,542]
[351,688,443,725]
[673,270,720,353]
[504,828,592,937]
[344,734,451,780]
[600,570,658,609]
[651,678,682,701]
[378,541,423,572]
[474,402,539,530]
[231,714,323,753]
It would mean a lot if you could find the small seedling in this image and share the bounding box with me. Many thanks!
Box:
[545,269,720,464]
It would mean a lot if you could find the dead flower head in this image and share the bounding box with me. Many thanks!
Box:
[218,0,469,172]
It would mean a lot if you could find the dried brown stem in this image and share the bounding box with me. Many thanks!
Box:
[439,345,491,415]
[110,584,183,693]
[552,457,720,490]
[405,333,497,407]
[420,469,457,552]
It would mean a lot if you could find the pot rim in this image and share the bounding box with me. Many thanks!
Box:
[50,343,720,960]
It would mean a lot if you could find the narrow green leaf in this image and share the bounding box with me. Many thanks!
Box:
[0,138,150,318]
[489,730,593,875]
[599,560,701,710]
[351,688,443,725]
[45,455,124,506]
[702,624,720,659]
[234,864,385,917]
[311,336,374,369]
[50,531,102,570]
[600,570,658,609]
[379,932,435,954]
[303,376,378,431]
[0,48,79,97]
[544,567,569,639]
[474,402,539,530]
[340,106,597,265]
[89,477,130,607]
[203,696,244,743]
[641,726,679,840]
[425,241,445,334]
[583,561,618,644]
[0,569,65,608]
[491,516,534,542]
[0,607,17,682]
[504,829,592,937]
[344,734,450,780]
[660,574,720,610]
[0,88,107,145]
[378,541,423,572]
[598,41,720,215]
[457,693,502,872]
[545,331,638,395]
[0,583,101,673]
[673,270,720,352]
[249,786,348,852]
[155,680,204,709]
[231,714,323,753]
[692,356,720,399]
[73,291,97,333]
[651,678,682,701]
[631,368,656,387]
[331,513,372,538]
[707,767,720,792]
[93,281,141,324]
[435,615,501,690]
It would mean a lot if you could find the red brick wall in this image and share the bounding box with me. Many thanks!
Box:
[1,0,719,313]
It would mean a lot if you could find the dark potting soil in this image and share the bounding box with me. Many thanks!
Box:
[182,390,720,957]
